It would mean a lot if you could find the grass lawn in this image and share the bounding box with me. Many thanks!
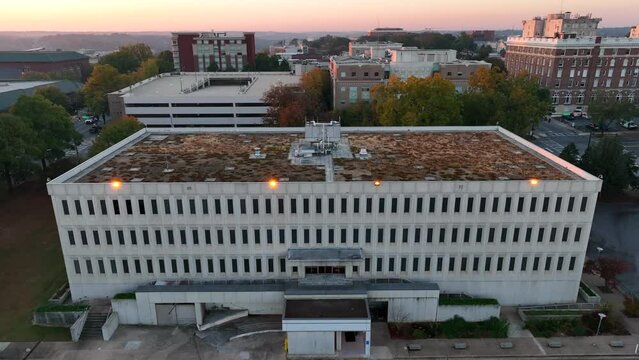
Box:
[0,183,70,341]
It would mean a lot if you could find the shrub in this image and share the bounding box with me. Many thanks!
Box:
[412,328,428,339]
[35,304,89,313]
[113,292,136,300]
[524,318,587,338]
[623,297,639,317]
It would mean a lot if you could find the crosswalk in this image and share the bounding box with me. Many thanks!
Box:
[64,138,94,157]
[535,139,564,154]
[535,131,578,138]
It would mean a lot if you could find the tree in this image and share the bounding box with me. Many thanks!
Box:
[157,50,175,73]
[10,95,79,172]
[99,43,153,73]
[595,257,632,289]
[580,136,638,193]
[460,68,551,136]
[372,74,462,126]
[262,84,305,126]
[333,101,378,126]
[82,64,127,116]
[89,117,145,156]
[589,92,638,133]
[34,86,71,113]
[300,68,332,115]
[131,58,159,83]
[559,143,580,165]
[207,62,219,72]
[0,114,37,191]
[485,57,507,73]
[304,35,350,55]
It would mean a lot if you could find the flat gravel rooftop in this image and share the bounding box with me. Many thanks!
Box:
[75,129,575,183]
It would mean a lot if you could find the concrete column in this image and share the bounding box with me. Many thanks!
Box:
[195,303,205,325]
[335,331,341,351]
[365,331,371,357]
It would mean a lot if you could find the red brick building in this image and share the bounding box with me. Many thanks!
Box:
[171,31,256,72]
[0,51,90,80]
[506,13,639,114]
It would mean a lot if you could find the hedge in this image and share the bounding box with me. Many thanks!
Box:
[35,304,90,313]
[439,297,499,306]
[113,292,136,300]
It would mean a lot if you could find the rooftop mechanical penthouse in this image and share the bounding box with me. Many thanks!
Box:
[48,123,600,357]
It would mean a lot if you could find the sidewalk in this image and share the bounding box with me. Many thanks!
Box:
[582,273,639,335]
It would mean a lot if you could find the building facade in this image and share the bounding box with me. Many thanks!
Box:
[368,27,407,37]
[438,60,493,92]
[389,48,458,80]
[329,57,386,109]
[0,51,90,80]
[522,12,601,39]
[507,13,639,113]
[107,72,300,126]
[348,41,404,59]
[48,124,600,357]
[171,32,256,72]
[631,25,639,39]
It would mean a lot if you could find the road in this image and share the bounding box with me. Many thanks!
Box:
[532,117,639,159]
[65,116,110,157]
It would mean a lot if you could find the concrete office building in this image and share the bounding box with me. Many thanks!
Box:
[631,25,639,39]
[107,72,300,126]
[507,12,639,114]
[368,27,407,37]
[328,56,386,109]
[48,122,600,356]
[171,31,256,72]
[0,80,81,112]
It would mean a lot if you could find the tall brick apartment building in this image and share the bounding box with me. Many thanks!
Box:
[506,13,639,114]
[171,31,256,72]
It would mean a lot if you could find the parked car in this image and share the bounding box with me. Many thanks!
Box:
[89,125,102,134]
[620,120,638,130]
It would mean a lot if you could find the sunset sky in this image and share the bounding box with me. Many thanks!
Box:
[1,0,636,32]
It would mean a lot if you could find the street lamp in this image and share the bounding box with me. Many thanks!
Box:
[596,247,604,258]
[596,313,607,336]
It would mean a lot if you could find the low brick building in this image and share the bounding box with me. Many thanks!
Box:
[0,51,90,81]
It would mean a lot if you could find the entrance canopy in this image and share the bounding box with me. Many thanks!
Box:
[287,248,363,262]
[284,299,369,320]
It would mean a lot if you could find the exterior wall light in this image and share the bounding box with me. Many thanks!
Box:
[110,180,122,189]
[373,179,382,187]
[268,179,279,189]
[529,178,540,186]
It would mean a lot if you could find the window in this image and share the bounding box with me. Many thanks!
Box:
[414,228,421,243]
[429,197,436,213]
[220,259,226,273]
[427,228,433,243]
[500,228,507,243]
[122,259,129,274]
[232,259,238,273]
[439,228,446,243]
[316,228,322,244]
[533,256,540,271]
[227,199,234,214]
[180,229,187,245]
[436,257,443,271]
[328,229,335,243]
[416,197,423,213]
[492,197,499,212]
[353,228,359,243]
[163,199,171,214]
[176,199,183,215]
[580,197,588,212]
[472,257,479,271]
[266,229,272,244]
[488,228,495,243]
[378,198,385,213]
[254,229,261,244]
[279,258,286,273]
[441,198,448,212]
[242,229,249,244]
[279,229,285,244]
[376,258,383,272]
[504,197,511,212]
[569,256,576,271]
[290,198,297,214]
[544,256,552,271]
[479,197,486,212]
[100,200,108,215]
[353,198,360,213]
[291,229,297,244]
[521,257,528,271]
[517,197,524,212]
[113,200,120,215]
[316,198,322,213]
[400,257,407,272]
[98,259,105,274]
[253,199,259,214]
[230,229,236,244]
[62,200,70,215]
[525,227,532,242]
[461,257,468,271]
[508,257,516,271]
[463,228,470,243]
[265,199,272,214]
[391,197,398,213]
[557,257,564,271]
[74,260,81,274]
[142,230,149,245]
[402,228,409,243]
[366,228,372,243]
[240,199,247,214]
[390,228,396,243]
[341,198,347,213]
[424,257,431,271]
[74,200,82,215]
[574,227,582,242]
[451,228,458,243]
[117,230,125,245]
[454,197,461,212]
[303,198,310,213]
[529,197,537,212]
[513,228,520,242]
[404,197,411,213]
[476,228,483,243]
[68,230,75,245]
[87,200,95,215]
[448,257,455,272]
[304,229,310,244]
[497,257,504,271]
[268,258,274,272]
[537,228,545,242]
[202,199,208,214]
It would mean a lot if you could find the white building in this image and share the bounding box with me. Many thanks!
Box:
[48,123,600,357]
[348,41,404,59]
[107,72,300,127]
[389,48,457,80]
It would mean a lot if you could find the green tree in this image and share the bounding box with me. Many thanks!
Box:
[82,64,127,116]
[580,136,638,193]
[34,86,71,113]
[10,95,80,172]
[89,116,145,156]
[589,92,638,133]
[485,57,507,73]
[372,75,462,126]
[300,69,332,115]
[99,43,153,73]
[156,50,175,73]
[558,142,580,165]
[131,58,159,82]
[460,68,551,137]
[333,101,378,126]
[207,62,219,72]
[0,114,37,191]
[262,84,305,126]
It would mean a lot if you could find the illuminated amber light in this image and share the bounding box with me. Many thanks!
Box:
[111,180,122,189]
[373,179,382,187]
[529,178,539,186]
[268,178,279,189]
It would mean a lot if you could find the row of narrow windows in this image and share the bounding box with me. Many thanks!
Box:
[61,194,591,217]
[71,253,579,277]
[66,224,585,247]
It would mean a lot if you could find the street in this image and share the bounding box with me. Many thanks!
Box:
[65,116,110,157]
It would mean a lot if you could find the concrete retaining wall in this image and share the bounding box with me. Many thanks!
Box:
[436,305,501,322]
[70,310,89,342]
[579,282,601,304]
[112,299,139,324]
[33,311,85,327]
[101,312,119,341]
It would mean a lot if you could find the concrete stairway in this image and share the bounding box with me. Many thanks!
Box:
[80,307,110,340]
